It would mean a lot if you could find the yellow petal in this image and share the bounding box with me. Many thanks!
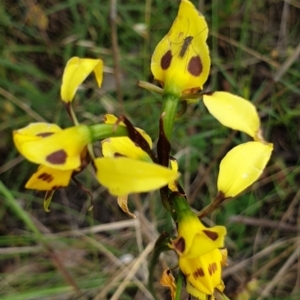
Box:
[180,248,223,296]
[13,122,62,154]
[160,269,176,300]
[102,137,152,162]
[117,195,136,218]
[25,165,72,190]
[14,125,92,170]
[94,157,180,196]
[61,57,103,103]
[151,0,210,96]
[203,92,260,139]
[217,141,273,198]
[168,157,179,191]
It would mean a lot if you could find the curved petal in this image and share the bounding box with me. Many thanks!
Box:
[151,0,210,96]
[25,165,72,190]
[217,141,273,198]
[203,92,260,139]
[61,57,103,103]
[13,122,62,153]
[95,157,180,196]
[14,125,92,170]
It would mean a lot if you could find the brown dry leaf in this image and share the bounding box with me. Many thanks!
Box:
[26,4,49,31]
[117,195,136,218]
[160,268,176,300]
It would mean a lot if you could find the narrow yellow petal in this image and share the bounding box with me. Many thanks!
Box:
[168,157,179,191]
[203,92,260,138]
[94,157,180,196]
[25,165,72,190]
[151,0,210,95]
[217,141,273,198]
[61,57,103,102]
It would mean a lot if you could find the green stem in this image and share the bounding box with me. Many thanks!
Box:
[89,124,128,141]
[69,104,79,126]
[162,94,180,141]
[175,271,183,300]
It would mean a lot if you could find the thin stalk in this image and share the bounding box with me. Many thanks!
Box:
[162,94,179,141]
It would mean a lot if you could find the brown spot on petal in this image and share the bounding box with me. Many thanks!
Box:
[37,132,54,138]
[203,230,218,241]
[174,237,185,253]
[208,262,218,276]
[188,56,202,76]
[38,172,54,183]
[193,267,205,279]
[161,50,172,70]
[46,149,67,165]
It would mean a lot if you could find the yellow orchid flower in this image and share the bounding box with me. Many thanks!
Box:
[13,122,92,170]
[217,141,273,198]
[61,57,103,103]
[151,0,210,96]
[95,114,179,197]
[170,194,226,299]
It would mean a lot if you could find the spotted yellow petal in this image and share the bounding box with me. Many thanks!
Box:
[25,165,72,190]
[13,122,62,154]
[13,125,92,170]
[94,157,180,196]
[61,57,103,103]
[217,141,273,198]
[171,195,226,257]
[151,0,210,96]
[203,92,261,139]
[180,248,223,296]
[102,137,152,162]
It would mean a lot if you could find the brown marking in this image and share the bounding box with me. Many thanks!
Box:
[38,172,54,183]
[46,149,67,165]
[208,262,218,276]
[114,152,126,157]
[37,132,54,138]
[161,50,172,70]
[179,36,193,58]
[203,230,218,241]
[188,56,202,76]
[174,237,185,253]
[193,267,205,279]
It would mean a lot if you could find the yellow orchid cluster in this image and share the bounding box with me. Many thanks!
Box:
[150,0,273,299]
[13,57,179,211]
[12,0,273,299]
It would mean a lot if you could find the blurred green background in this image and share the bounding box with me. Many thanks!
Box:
[1,0,300,299]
